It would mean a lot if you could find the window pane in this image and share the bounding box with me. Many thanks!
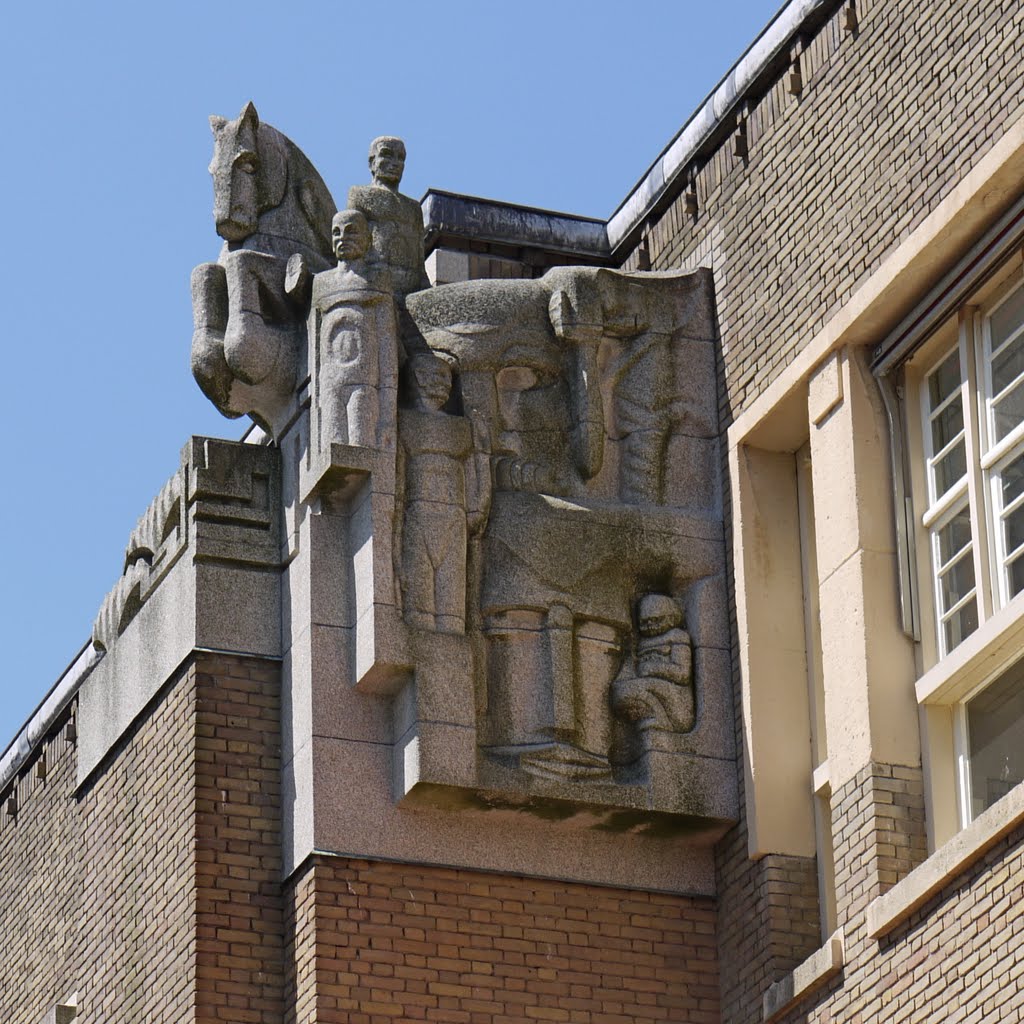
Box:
[967,658,1024,818]
[1001,451,1024,508]
[1005,503,1024,560]
[931,399,964,453]
[943,597,978,652]
[990,284,1024,352]
[937,508,972,566]
[991,331,1024,397]
[939,551,975,612]
[928,349,961,410]
[929,350,958,413]
[1008,554,1024,600]
[993,379,1024,442]
[933,438,967,497]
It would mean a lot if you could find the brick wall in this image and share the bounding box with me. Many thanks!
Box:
[771,818,1024,1022]
[714,808,822,1024]
[620,0,1024,426]
[0,652,283,1024]
[0,704,82,1023]
[610,0,1024,1018]
[832,762,928,916]
[192,655,285,1024]
[286,855,720,1024]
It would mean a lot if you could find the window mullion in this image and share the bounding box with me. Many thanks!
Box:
[953,702,973,830]
[962,307,993,623]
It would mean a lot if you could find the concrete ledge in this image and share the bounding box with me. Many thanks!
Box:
[762,930,844,1022]
[867,781,1024,938]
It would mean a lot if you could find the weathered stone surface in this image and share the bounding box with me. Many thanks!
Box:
[82,438,283,784]
[191,102,336,436]
[348,136,430,298]
[184,109,735,879]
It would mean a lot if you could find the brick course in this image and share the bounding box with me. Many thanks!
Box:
[0,652,284,1024]
[286,855,720,1024]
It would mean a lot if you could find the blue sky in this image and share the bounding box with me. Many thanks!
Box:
[0,0,781,750]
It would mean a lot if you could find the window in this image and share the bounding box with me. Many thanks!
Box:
[917,271,1024,658]
[907,255,1024,832]
[961,659,1024,819]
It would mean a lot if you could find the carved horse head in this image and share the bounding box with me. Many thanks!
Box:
[207,101,335,260]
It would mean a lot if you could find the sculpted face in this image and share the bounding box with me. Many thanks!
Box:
[638,595,682,637]
[410,354,452,411]
[332,210,370,262]
[369,136,406,188]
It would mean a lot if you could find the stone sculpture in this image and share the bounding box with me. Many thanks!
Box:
[348,136,430,298]
[187,109,732,826]
[611,594,695,745]
[301,209,397,452]
[191,101,337,436]
[396,353,491,633]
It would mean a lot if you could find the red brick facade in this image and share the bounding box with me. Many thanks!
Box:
[286,857,719,1024]
[0,654,284,1024]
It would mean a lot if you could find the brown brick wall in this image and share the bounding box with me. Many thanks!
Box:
[615,0,1024,1018]
[772,818,1024,1023]
[621,0,1024,426]
[193,655,285,1024]
[832,762,928,917]
[715,819,822,1023]
[0,651,283,1024]
[0,706,83,1024]
[285,855,720,1024]
[77,668,197,1023]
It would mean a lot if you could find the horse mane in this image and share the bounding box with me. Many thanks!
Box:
[257,121,338,262]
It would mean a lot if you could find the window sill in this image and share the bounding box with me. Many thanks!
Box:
[916,593,1024,704]
[762,930,844,1022]
[867,780,1024,937]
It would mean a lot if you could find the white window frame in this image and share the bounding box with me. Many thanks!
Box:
[908,256,1024,836]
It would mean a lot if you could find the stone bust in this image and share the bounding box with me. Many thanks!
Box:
[347,136,429,298]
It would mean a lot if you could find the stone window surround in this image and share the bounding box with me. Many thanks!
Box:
[729,112,1024,859]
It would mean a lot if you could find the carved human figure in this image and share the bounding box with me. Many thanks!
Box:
[611,594,695,734]
[348,136,430,298]
[397,353,491,633]
[331,208,371,266]
[303,209,396,450]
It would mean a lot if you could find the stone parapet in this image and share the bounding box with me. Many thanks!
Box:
[78,437,283,784]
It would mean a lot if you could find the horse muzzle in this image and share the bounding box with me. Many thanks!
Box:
[215,214,257,243]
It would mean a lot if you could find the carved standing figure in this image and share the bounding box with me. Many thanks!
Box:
[303,209,397,450]
[611,593,695,735]
[396,354,491,633]
[190,101,337,434]
[348,136,430,298]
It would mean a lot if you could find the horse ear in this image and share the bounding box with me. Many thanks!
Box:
[239,101,260,130]
[209,115,227,134]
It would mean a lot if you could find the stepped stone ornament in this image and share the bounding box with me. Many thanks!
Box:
[179,108,734,831]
